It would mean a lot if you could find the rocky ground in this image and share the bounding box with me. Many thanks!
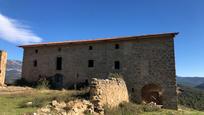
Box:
[35,99,99,115]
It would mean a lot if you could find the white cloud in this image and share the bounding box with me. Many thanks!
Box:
[0,13,42,44]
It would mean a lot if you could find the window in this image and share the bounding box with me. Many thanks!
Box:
[89,46,93,50]
[85,79,89,84]
[114,61,120,69]
[115,44,119,49]
[132,88,135,92]
[56,57,62,70]
[85,79,89,85]
[58,48,61,52]
[35,49,38,53]
[88,60,94,68]
[33,60,37,67]
[76,73,79,78]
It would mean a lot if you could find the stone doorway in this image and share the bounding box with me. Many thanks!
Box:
[51,73,63,89]
[141,84,163,105]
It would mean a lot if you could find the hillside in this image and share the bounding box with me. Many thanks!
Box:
[195,83,204,90]
[176,76,204,87]
[178,84,204,110]
[5,60,22,84]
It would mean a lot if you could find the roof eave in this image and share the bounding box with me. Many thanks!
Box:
[19,32,179,48]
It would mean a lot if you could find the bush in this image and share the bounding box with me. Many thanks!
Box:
[104,102,160,115]
[19,97,48,108]
[14,78,34,87]
[140,104,160,112]
[31,97,48,107]
[36,78,50,89]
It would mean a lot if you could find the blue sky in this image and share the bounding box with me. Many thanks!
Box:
[0,0,203,77]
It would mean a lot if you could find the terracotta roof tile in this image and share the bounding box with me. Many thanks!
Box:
[19,32,178,48]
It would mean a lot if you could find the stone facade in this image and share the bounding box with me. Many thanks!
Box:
[20,33,178,109]
[0,51,7,86]
[90,77,129,112]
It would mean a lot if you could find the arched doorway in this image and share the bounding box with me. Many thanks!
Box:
[141,84,163,105]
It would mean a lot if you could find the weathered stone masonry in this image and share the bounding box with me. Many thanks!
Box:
[90,77,129,112]
[0,50,7,86]
[20,33,178,109]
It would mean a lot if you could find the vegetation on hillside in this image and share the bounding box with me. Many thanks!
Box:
[178,84,204,111]
[176,77,204,87]
[195,83,204,90]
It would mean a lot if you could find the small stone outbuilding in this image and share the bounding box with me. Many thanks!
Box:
[90,77,129,113]
[20,32,178,109]
[0,50,7,86]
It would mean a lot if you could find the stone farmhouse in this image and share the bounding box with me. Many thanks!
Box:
[0,50,7,86]
[20,32,178,109]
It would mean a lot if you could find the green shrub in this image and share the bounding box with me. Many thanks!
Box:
[14,78,34,87]
[19,97,48,108]
[31,97,48,107]
[140,104,160,112]
[166,111,174,115]
[178,84,204,111]
[36,78,50,89]
[104,102,161,115]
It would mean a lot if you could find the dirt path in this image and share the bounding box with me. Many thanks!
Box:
[0,86,33,95]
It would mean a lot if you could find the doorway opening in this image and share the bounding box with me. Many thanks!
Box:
[141,84,163,105]
[51,73,63,89]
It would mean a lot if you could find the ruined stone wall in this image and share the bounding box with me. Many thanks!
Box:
[90,77,129,111]
[0,51,7,86]
[22,34,178,109]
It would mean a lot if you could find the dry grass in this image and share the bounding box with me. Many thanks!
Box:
[0,86,203,115]
[0,86,86,115]
[104,102,204,115]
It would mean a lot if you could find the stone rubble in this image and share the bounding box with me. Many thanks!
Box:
[34,77,129,115]
[35,99,98,115]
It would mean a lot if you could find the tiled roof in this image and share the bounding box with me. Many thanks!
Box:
[19,32,178,48]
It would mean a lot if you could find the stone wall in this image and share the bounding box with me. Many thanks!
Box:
[89,77,129,112]
[0,51,7,86]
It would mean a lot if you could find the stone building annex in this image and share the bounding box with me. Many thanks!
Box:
[20,32,178,109]
[0,50,7,86]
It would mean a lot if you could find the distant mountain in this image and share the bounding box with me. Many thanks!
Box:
[176,76,204,87]
[6,60,22,84]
